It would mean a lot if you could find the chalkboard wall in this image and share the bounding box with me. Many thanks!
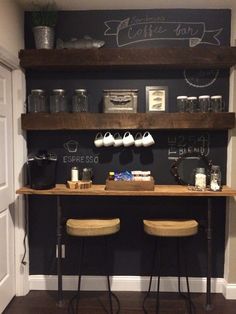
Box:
[25,9,230,278]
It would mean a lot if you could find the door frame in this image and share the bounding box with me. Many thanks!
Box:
[0,44,29,297]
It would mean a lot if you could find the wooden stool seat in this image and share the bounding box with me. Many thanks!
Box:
[66,218,120,237]
[143,219,198,237]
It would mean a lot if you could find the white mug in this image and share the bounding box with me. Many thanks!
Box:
[103,132,115,147]
[134,132,143,147]
[94,132,104,147]
[113,132,123,147]
[123,131,134,147]
[142,131,155,147]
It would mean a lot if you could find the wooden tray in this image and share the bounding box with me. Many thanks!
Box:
[105,177,155,191]
[67,180,92,189]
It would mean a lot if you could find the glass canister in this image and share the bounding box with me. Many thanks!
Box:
[28,89,47,113]
[210,165,222,191]
[210,95,223,112]
[176,96,188,112]
[72,89,89,112]
[194,167,206,189]
[187,96,198,112]
[50,89,69,112]
[198,95,210,112]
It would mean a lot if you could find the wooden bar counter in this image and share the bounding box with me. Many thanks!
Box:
[16,184,236,196]
[16,184,236,309]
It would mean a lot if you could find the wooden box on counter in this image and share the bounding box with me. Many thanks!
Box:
[105,177,155,191]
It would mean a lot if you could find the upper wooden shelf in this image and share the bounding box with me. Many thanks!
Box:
[21,112,235,130]
[19,46,236,70]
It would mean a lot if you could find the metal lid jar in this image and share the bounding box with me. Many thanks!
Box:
[210,165,221,191]
[28,89,47,113]
[72,89,88,112]
[50,89,69,112]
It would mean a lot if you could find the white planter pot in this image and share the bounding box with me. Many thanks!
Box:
[33,26,55,49]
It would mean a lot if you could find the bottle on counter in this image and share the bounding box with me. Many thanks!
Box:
[210,165,222,191]
[71,166,79,182]
[194,167,206,190]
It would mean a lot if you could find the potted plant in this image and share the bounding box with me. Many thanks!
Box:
[31,1,57,49]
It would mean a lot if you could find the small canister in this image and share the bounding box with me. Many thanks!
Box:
[187,96,198,112]
[210,95,223,112]
[28,89,47,113]
[72,89,89,112]
[71,166,79,182]
[195,167,206,189]
[50,89,69,112]
[177,96,188,112]
[199,95,210,112]
[210,165,221,191]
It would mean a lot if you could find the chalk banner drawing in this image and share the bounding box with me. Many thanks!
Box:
[104,18,222,47]
[168,133,210,160]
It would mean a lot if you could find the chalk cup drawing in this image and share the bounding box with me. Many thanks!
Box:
[63,140,79,153]
[146,86,168,112]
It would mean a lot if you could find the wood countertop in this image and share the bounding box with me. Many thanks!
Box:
[16,184,236,197]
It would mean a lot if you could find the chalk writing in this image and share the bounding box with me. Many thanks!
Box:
[168,133,210,160]
[63,155,99,164]
[104,18,222,47]
[184,69,219,88]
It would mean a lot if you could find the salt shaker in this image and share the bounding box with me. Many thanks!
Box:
[71,166,79,182]
[210,165,221,191]
[195,167,206,189]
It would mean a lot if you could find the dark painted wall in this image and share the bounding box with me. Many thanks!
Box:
[25,9,230,277]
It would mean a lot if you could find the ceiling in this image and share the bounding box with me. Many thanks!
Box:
[15,0,236,11]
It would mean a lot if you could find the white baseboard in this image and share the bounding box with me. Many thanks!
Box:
[29,275,236,299]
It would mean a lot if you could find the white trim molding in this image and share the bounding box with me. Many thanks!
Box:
[29,275,236,299]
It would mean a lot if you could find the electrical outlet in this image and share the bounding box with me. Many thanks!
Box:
[56,244,65,258]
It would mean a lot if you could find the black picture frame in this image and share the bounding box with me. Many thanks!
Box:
[145,86,168,112]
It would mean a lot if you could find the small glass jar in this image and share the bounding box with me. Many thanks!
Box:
[199,95,210,112]
[28,89,47,113]
[50,89,69,112]
[195,167,206,189]
[210,165,222,191]
[72,89,88,112]
[187,96,198,112]
[210,95,223,112]
[71,166,79,182]
[177,96,188,112]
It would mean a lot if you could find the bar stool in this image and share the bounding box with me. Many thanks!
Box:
[143,219,198,314]
[66,218,120,314]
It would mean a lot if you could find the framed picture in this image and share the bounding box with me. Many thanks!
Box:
[145,86,168,112]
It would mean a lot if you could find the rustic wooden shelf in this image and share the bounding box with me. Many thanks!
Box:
[21,112,235,130]
[19,46,236,70]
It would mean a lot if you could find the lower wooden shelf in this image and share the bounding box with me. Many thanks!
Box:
[21,112,235,130]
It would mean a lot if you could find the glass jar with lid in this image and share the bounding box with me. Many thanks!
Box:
[28,89,47,113]
[194,167,206,190]
[210,95,223,112]
[176,96,188,112]
[198,95,210,112]
[72,89,89,112]
[210,165,222,191]
[50,89,69,112]
[187,96,198,112]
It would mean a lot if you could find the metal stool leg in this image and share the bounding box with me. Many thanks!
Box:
[177,238,194,314]
[142,238,160,313]
[155,238,161,314]
[68,238,85,314]
[104,237,120,314]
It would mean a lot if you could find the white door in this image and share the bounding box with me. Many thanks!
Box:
[0,63,15,312]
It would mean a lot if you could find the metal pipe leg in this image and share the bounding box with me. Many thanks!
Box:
[76,238,85,313]
[56,196,63,306]
[155,238,161,314]
[105,237,114,314]
[206,198,213,311]
[142,238,158,313]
